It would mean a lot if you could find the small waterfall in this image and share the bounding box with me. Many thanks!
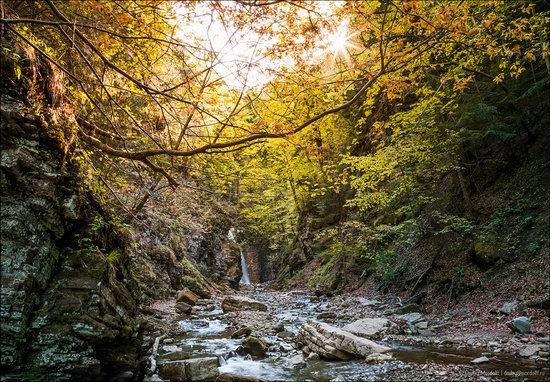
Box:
[228,229,251,285]
[240,250,251,285]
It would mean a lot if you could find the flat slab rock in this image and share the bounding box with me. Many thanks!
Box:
[221,296,268,312]
[297,320,391,360]
[158,357,218,381]
[342,318,399,340]
[216,373,264,382]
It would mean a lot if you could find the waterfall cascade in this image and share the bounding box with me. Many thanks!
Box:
[228,229,251,285]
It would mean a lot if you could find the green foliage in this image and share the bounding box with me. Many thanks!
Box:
[433,212,474,237]
[307,254,338,289]
[527,242,541,255]
[106,249,123,265]
[343,91,457,213]
[7,0,548,292]
[521,215,535,229]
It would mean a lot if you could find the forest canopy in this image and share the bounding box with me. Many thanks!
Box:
[2,0,549,245]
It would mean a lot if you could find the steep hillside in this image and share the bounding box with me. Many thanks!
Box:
[272,71,550,332]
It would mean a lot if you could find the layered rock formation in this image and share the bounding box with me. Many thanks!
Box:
[297,320,391,360]
[342,318,400,340]
[1,95,144,381]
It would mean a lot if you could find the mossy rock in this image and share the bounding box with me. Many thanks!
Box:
[471,234,502,266]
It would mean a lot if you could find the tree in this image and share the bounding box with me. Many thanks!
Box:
[2,0,547,222]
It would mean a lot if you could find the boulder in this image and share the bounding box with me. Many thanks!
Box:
[175,302,193,315]
[365,353,393,363]
[393,303,422,314]
[296,320,391,360]
[216,373,269,382]
[176,288,199,306]
[415,321,428,330]
[342,318,399,340]
[221,296,267,313]
[160,350,192,361]
[279,342,293,352]
[394,312,424,323]
[159,361,187,381]
[287,354,306,369]
[317,311,337,320]
[186,358,220,381]
[230,327,252,339]
[240,336,267,358]
[307,352,320,360]
[499,301,517,315]
[276,331,294,339]
[506,316,531,334]
[471,356,489,364]
[159,357,219,382]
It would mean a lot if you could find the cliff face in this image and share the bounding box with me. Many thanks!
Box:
[0,95,244,380]
[1,95,143,381]
[242,235,275,283]
[128,193,242,301]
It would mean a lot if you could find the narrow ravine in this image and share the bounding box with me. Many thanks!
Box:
[144,285,549,382]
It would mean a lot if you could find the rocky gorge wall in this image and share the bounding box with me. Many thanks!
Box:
[128,190,243,302]
[1,95,143,381]
[0,93,244,380]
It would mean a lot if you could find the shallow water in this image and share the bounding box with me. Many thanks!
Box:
[167,290,548,381]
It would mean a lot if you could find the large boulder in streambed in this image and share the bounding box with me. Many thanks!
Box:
[175,302,193,315]
[159,357,219,381]
[342,318,399,340]
[240,336,268,358]
[297,320,391,360]
[221,296,267,312]
[176,288,199,306]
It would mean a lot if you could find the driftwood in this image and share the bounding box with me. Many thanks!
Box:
[147,334,167,376]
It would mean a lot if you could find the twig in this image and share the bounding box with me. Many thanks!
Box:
[445,280,454,315]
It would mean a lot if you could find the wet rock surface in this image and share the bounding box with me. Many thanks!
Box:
[342,318,400,340]
[1,96,144,381]
[221,295,268,313]
[144,285,549,382]
[296,320,391,360]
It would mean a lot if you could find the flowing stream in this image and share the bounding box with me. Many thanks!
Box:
[155,287,547,381]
